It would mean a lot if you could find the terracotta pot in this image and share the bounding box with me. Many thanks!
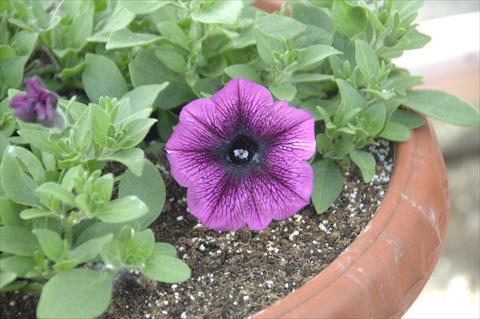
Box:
[252,2,451,318]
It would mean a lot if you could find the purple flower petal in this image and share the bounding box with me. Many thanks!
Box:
[166,78,316,231]
[211,78,275,135]
[166,98,226,187]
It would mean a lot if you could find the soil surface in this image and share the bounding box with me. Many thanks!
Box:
[0,141,393,319]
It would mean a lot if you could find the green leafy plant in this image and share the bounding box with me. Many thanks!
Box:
[0,90,189,318]
[0,0,479,316]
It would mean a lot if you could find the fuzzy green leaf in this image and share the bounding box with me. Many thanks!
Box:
[95,196,148,224]
[118,160,166,228]
[192,0,243,25]
[350,150,376,183]
[37,269,114,319]
[143,255,191,283]
[32,229,63,262]
[0,226,39,256]
[404,90,480,127]
[106,29,160,50]
[82,54,128,103]
[355,39,380,80]
[312,160,344,214]
[380,121,410,141]
[224,64,260,83]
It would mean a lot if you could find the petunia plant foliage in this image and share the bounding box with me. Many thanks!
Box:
[0,78,190,318]
[1,0,479,318]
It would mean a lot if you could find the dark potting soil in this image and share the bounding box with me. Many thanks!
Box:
[0,140,393,319]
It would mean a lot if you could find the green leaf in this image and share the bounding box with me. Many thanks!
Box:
[254,28,284,65]
[0,226,39,256]
[106,28,160,50]
[152,242,177,257]
[404,90,480,127]
[32,229,63,262]
[0,272,16,289]
[155,47,187,73]
[129,48,194,109]
[82,54,128,103]
[11,31,38,56]
[0,256,35,277]
[380,121,410,141]
[7,145,45,183]
[36,182,76,207]
[269,81,297,101]
[69,234,113,263]
[71,107,93,152]
[66,5,94,49]
[37,269,114,319]
[295,45,340,71]
[0,197,23,226]
[291,2,333,32]
[386,74,423,90]
[143,255,190,283]
[1,146,40,207]
[355,39,380,80]
[87,6,135,42]
[17,129,63,155]
[0,55,28,96]
[391,0,423,24]
[118,118,157,148]
[291,74,334,83]
[350,150,376,183]
[390,109,425,129]
[156,21,189,50]
[117,0,171,15]
[98,148,145,177]
[91,105,111,147]
[312,160,344,214]
[256,14,307,40]
[333,138,353,157]
[316,134,331,154]
[331,1,367,37]
[95,196,148,224]
[20,208,55,220]
[224,64,260,83]
[121,83,169,112]
[191,0,243,25]
[336,79,365,109]
[100,240,125,268]
[360,103,387,135]
[119,160,166,228]
[156,110,178,142]
[127,229,154,261]
[59,61,85,80]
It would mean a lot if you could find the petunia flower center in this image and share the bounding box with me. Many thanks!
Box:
[226,135,258,165]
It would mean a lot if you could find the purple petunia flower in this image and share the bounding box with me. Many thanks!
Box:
[10,77,58,126]
[166,78,316,231]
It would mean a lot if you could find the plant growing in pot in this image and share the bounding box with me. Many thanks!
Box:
[0,0,479,318]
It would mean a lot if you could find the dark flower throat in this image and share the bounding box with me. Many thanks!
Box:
[226,135,258,165]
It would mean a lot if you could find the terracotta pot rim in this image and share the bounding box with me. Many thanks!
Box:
[254,120,450,318]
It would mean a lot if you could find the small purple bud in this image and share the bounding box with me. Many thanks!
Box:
[10,78,58,127]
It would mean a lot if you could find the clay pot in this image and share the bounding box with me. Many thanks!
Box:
[252,2,451,318]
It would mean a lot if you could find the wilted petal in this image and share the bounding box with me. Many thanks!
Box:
[25,78,45,95]
[9,77,58,126]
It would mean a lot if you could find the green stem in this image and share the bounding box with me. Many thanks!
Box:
[64,218,72,249]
